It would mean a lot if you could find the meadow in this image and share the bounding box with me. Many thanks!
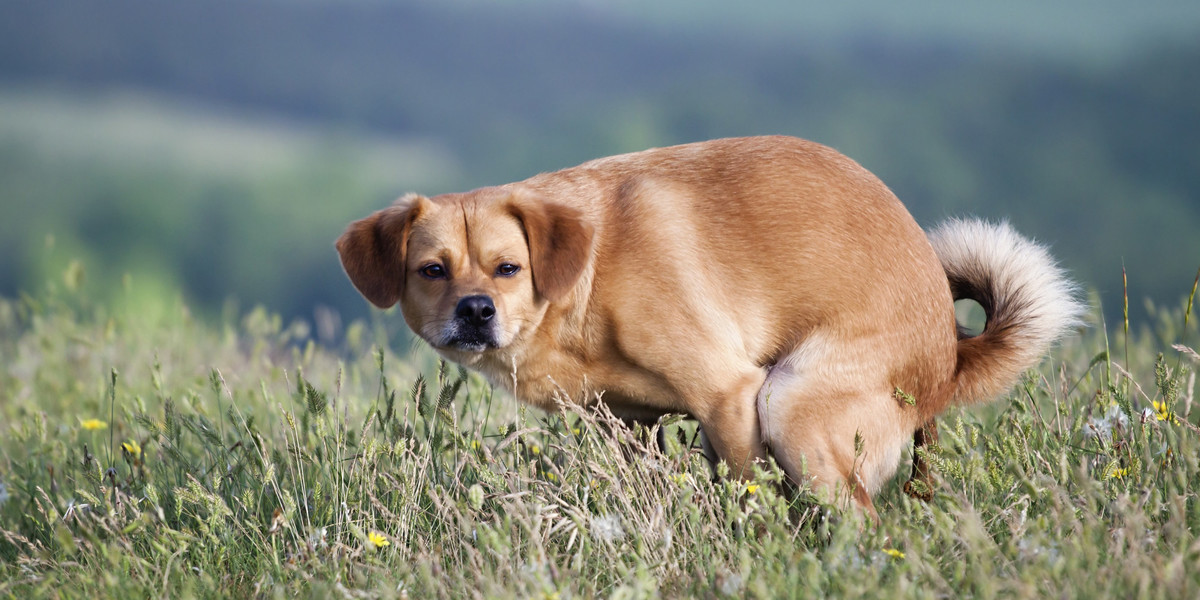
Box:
[3,1,1199,596]
[1,272,1198,598]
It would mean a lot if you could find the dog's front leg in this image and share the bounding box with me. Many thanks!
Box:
[691,369,769,481]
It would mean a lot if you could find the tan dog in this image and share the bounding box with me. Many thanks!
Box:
[337,136,1082,512]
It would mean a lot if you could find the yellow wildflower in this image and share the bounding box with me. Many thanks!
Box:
[81,419,107,431]
[882,548,906,560]
[368,530,390,549]
[1153,400,1179,424]
[746,484,759,495]
[121,440,142,457]
[1107,465,1129,480]
[530,444,541,456]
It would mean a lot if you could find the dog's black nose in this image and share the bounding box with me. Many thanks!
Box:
[455,295,496,327]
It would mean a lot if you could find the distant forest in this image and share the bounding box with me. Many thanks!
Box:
[1,0,1197,328]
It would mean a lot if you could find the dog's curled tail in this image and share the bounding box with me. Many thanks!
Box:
[928,219,1085,406]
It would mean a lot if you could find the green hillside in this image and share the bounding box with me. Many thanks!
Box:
[438,0,1200,60]
[0,0,1197,327]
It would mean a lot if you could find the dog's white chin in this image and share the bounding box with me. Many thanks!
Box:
[445,342,491,353]
[431,343,503,370]
[431,333,507,355]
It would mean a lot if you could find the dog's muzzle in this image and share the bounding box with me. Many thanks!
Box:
[442,295,500,351]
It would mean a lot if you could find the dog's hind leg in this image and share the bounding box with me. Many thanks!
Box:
[756,336,918,513]
[903,421,939,502]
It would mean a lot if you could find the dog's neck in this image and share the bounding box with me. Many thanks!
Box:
[448,291,681,421]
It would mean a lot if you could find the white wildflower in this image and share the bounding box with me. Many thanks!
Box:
[1017,538,1062,565]
[717,571,744,596]
[307,526,328,548]
[590,513,625,543]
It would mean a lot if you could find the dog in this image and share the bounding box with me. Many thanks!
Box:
[337,135,1083,513]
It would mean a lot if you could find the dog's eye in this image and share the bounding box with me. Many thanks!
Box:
[419,264,446,279]
[495,263,521,277]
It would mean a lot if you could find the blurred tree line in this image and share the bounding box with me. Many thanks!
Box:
[0,0,1196,330]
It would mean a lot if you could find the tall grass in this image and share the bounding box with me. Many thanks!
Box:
[0,277,1198,598]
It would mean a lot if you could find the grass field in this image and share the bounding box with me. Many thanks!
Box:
[1,275,1198,598]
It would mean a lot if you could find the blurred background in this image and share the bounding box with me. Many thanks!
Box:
[1,0,1198,335]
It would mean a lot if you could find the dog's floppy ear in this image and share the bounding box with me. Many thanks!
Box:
[507,192,594,303]
[336,194,429,308]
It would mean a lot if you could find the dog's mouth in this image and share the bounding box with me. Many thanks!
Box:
[439,331,500,353]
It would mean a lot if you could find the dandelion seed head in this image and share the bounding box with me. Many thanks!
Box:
[1084,405,1128,441]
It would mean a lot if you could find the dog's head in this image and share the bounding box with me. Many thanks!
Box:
[336,190,594,357]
